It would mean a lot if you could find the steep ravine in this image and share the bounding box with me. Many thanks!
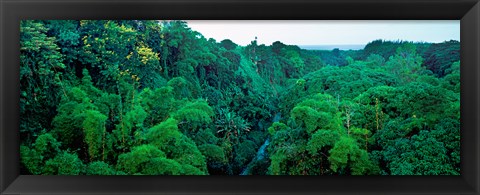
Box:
[239,113,281,175]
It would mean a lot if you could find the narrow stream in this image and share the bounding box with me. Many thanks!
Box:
[239,113,281,175]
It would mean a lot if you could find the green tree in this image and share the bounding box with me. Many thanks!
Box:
[20,20,66,141]
[220,39,238,50]
[328,136,377,175]
[43,151,84,175]
[86,161,116,175]
[385,43,425,83]
[20,133,61,174]
[116,144,167,174]
[83,110,108,161]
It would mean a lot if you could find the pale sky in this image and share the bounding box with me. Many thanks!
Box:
[186,20,460,46]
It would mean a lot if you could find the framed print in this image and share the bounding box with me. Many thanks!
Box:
[1,0,479,194]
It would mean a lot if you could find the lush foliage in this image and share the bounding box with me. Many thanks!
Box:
[20,20,460,175]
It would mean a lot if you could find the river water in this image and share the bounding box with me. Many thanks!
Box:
[239,113,281,175]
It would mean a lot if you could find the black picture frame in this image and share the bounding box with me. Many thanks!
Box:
[1,0,479,194]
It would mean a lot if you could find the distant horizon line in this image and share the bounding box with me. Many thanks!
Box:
[296,39,459,46]
[298,44,366,50]
[279,39,459,50]
[233,39,460,47]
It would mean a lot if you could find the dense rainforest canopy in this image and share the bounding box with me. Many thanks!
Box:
[20,20,460,175]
